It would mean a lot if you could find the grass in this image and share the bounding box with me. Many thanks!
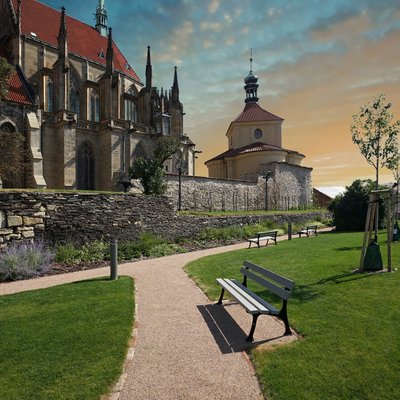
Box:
[178,208,326,217]
[0,277,134,400]
[185,231,400,400]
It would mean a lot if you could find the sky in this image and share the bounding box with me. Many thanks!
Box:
[41,0,400,187]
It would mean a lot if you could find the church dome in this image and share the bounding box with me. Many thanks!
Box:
[244,70,258,84]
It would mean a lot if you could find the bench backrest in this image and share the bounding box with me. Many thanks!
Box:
[307,225,317,229]
[241,260,294,301]
[258,230,277,237]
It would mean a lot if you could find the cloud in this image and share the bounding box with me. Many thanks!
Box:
[203,40,213,49]
[208,0,219,14]
[200,21,223,32]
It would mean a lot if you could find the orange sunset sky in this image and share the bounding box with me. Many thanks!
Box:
[42,0,400,187]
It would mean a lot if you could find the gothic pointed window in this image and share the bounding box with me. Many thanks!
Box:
[76,141,95,190]
[89,89,100,122]
[46,77,54,112]
[131,143,146,164]
[69,71,80,116]
[124,86,137,122]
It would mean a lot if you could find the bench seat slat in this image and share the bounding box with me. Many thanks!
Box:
[231,279,279,315]
[240,268,291,300]
[217,278,260,313]
[243,260,294,289]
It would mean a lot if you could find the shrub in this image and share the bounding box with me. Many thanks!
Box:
[0,240,54,281]
[328,179,386,231]
[55,242,82,263]
[149,243,185,257]
[79,240,109,262]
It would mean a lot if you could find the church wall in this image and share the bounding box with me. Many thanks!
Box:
[42,124,65,188]
[98,129,112,190]
[235,151,287,179]
[0,0,15,39]
[229,120,282,149]
[21,40,41,80]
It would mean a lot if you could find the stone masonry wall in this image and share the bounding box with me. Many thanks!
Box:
[164,162,313,212]
[0,191,329,248]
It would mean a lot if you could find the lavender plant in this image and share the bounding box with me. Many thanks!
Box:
[0,240,54,281]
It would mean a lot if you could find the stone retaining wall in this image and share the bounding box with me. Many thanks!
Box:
[0,191,329,248]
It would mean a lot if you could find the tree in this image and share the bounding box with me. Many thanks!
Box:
[351,94,399,239]
[130,135,183,195]
[328,179,385,231]
[0,57,15,101]
[0,130,25,187]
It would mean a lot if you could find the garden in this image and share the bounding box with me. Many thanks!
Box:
[185,230,400,400]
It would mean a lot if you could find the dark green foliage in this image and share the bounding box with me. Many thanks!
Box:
[0,57,14,100]
[328,179,385,231]
[131,158,166,195]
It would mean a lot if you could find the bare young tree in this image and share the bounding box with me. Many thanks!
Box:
[351,94,400,240]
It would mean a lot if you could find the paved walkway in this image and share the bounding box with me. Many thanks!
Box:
[0,238,300,400]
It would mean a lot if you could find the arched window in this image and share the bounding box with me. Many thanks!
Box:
[131,143,146,164]
[76,141,95,190]
[89,89,100,122]
[46,77,54,112]
[0,122,16,133]
[124,86,137,122]
[124,99,137,122]
[69,71,80,116]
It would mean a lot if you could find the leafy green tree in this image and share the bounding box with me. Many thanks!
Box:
[0,57,15,101]
[130,135,182,195]
[351,94,399,239]
[329,179,385,231]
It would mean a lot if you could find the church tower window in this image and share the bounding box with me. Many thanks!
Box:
[76,141,95,190]
[89,89,100,122]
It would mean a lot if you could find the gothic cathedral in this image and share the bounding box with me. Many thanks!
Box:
[0,0,196,190]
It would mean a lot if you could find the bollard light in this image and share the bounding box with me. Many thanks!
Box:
[110,239,118,280]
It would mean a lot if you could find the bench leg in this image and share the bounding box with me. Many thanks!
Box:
[217,288,225,305]
[246,314,260,342]
[279,301,292,336]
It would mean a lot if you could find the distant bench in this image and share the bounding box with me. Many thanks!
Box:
[247,230,278,248]
[298,225,318,238]
[216,261,294,342]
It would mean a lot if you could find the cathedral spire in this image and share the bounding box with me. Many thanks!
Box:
[57,6,69,72]
[145,46,152,92]
[95,0,108,37]
[171,66,180,104]
[244,49,259,103]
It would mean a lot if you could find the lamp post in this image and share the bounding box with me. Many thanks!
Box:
[176,158,185,211]
[263,171,272,211]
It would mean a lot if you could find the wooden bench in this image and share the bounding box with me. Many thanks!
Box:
[247,230,278,248]
[216,261,294,342]
[298,225,318,238]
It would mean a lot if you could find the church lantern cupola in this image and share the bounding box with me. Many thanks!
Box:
[95,0,108,37]
[244,50,259,103]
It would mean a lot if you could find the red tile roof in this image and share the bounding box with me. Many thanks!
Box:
[11,0,140,82]
[0,44,33,105]
[233,102,283,123]
[206,142,301,163]
[6,70,34,105]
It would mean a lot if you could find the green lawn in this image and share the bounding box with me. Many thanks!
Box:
[185,232,400,400]
[0,277,134,400]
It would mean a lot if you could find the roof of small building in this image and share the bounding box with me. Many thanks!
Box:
[11,0,140,81]
[233,102,283,123]
[205,141,302,163]
[314,186,345,199]
[0,46,34,105]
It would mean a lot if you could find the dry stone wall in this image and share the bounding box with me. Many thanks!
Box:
[0,191,329,248]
